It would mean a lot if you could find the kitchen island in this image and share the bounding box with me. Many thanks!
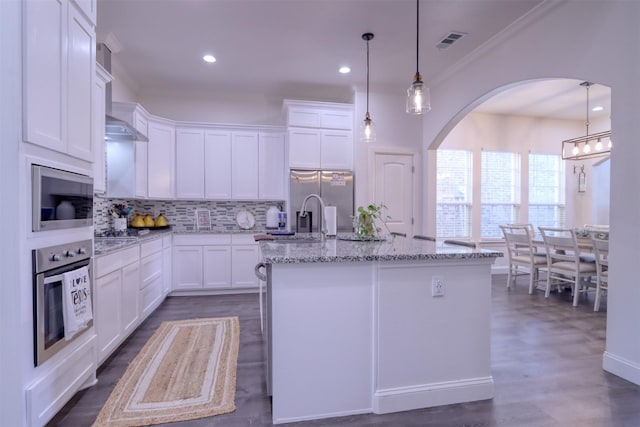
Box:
[258,234,502,424]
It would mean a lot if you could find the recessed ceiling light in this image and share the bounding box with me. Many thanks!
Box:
[339,66,351,74]
[592,106,604,112]
[203,54,216,63]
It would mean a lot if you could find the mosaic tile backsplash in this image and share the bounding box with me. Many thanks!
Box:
[94,196,285,234]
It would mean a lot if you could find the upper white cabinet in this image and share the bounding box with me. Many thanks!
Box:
[259,132,286,199]
[205,130,232,199]
[93,63,111,194]
[70,0,96,25]
[23,0,95,162]
[147,120,175,199]
[231,132,259,199]
[174,127,284,201]
[176,128,205,199]
[284,99,354,170]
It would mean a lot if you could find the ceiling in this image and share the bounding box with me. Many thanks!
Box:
[96,0,611,121]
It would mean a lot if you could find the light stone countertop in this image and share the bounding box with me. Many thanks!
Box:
[259,233,503,264]
[94,228,173,256]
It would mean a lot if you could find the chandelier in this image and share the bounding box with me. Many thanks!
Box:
[561,82,612,160]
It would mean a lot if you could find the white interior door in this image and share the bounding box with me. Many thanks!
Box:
[374,153,414,236]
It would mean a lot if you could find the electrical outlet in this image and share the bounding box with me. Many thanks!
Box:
[432,276,444,297]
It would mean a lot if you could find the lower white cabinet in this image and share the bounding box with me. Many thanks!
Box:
[172,233,259,291]
[95,245,140,364]
[140,238,164,318]
[162,235,172,295]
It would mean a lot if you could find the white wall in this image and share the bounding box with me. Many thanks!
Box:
[353,90,423,232]
[423,1,640,385]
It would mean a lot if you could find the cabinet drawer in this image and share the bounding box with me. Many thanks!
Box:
[231,234,258,245]
[140,251,163,290]
[140,238,163,258]
[173,234,231,246]
[95,245,139,278]
[162,235,172,248]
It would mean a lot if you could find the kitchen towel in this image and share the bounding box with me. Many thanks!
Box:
[324,206,337,236]
[62,266,93,340]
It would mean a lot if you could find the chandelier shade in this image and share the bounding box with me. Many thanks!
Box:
[406,0,431,114]
[361,32,376,142]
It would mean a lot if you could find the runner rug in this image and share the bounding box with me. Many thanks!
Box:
[92,316,240,426]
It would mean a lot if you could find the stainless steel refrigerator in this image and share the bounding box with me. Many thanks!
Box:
[289,170,354,233]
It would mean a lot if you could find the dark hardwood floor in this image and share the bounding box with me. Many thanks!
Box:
[49,275,640,427]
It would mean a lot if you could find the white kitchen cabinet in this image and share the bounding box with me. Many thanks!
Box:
[140,238,164,318]
[259,132,286,199]
[205,130,233,199]
[176,128,205,199]
[147,120,175,199]
[23,0,95,162]
[172,234,257,291]
[134,140,148,198]
[121,261,140,336]
[70,0,96,25]
[93,63,111,194]
[231,234,260,288]
[203,246,232,288]
[285,99,354,170]
[172,246,203,290]
[288,128,321,169]
[94,245,140,364]
[320,130,354,170]
[231,132,259,199]
[162,236,172,296]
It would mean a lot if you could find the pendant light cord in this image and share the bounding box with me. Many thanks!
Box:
[415,0,419,75]
[366,36,370,113]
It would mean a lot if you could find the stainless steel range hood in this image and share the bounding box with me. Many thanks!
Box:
[97,43,149,142]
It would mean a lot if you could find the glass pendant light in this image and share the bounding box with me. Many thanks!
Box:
[361,33,376,142]
[406,0,431,114]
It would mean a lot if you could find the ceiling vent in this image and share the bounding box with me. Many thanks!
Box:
[437,31,467,49]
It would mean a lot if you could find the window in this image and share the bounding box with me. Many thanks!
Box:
[436,150,472,238]
[481,151,521,238]
[529,153,565,229]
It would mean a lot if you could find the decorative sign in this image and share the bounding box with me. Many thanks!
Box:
[195,209,211,231]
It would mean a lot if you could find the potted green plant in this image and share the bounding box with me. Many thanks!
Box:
[353,203,390,240]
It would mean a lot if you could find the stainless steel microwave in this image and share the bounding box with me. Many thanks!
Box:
[32,165,93,232]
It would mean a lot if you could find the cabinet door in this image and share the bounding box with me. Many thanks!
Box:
[148,121,176,199]
[289,128,321,169]
[259,133,286,200]
[134,140,148,198]
[66,3,94,161]
[93,65,109,194]
[70,0,96,25]
[163,246,172,295]
[203,246,232,288]
[321,130,353,170]
[23,0,66,152]
[95,270,122,363]
[231,245,260,288]
[172,246,203,290]
[121,261,140,337]
[231,132,259,199]
[320,110,353,130]
[176,128,205,199]
[205,130,232,199]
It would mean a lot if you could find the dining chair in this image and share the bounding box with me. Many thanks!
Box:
[500,225,547,294]
[413,235,436,241]
[443,239,476,249]
[538,227,597,307]
[590,232,609,312]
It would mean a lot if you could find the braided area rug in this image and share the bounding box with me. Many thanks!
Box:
[92,316,239,426]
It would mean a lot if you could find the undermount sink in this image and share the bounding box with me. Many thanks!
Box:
[269,236,321,244]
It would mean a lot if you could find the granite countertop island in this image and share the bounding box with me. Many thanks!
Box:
[260,233,502,425]
[258,233,501,264]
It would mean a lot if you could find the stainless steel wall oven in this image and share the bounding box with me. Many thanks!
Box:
[32,239,93,366]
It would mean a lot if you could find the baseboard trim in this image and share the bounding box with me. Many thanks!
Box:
[373,376,494,414]
[603,351,640,386]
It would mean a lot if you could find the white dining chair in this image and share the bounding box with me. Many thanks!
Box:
[538,227,597,307]
[590,232,609,312]
[500,225,547,294]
